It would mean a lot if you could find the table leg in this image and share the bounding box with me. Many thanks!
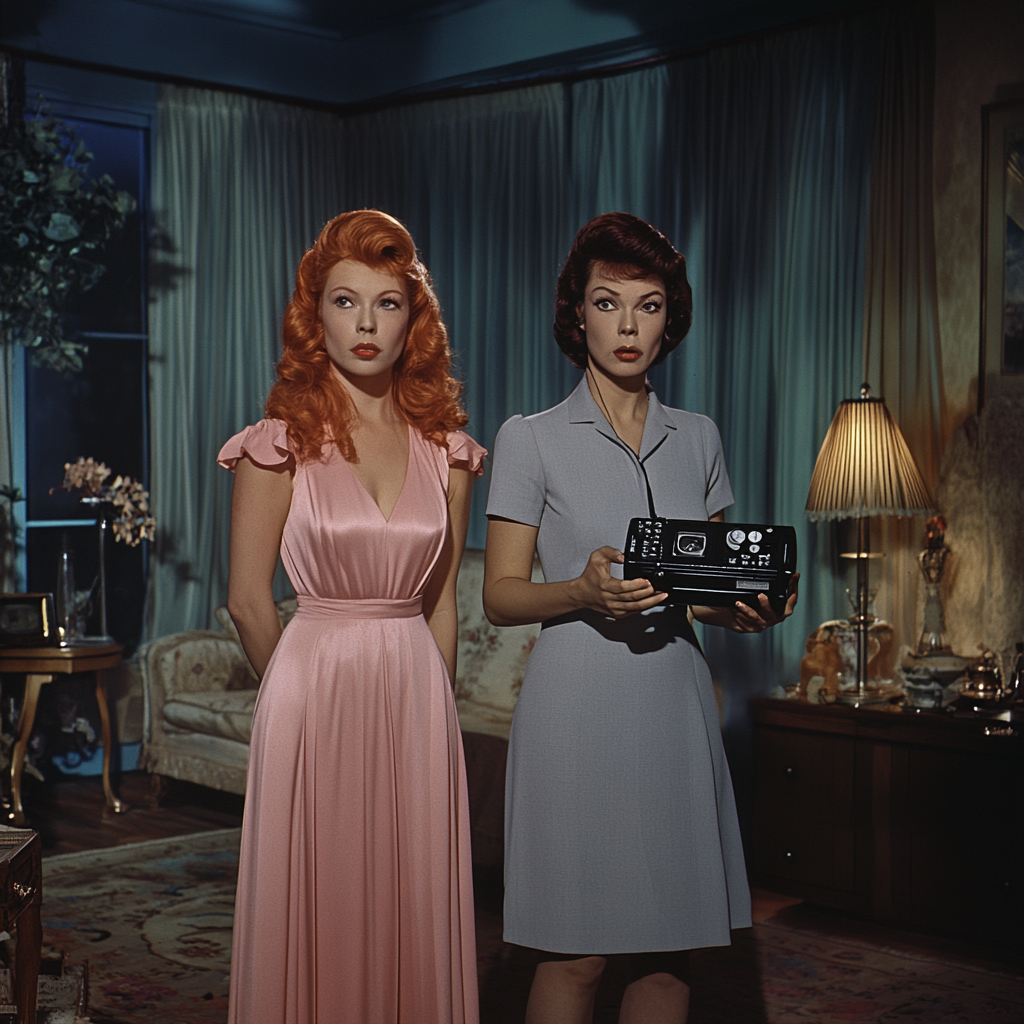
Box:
[9,675,50,827]
[13,900,41,1024]
[94,670,127,814]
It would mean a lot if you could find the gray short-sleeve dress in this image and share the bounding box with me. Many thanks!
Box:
[486,378,751,954]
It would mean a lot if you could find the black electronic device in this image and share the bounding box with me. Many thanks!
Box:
[623,518,797,614]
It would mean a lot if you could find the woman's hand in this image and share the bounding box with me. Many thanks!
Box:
[691,573,800,633]
[570,546,668,620]
[484,520,667,626]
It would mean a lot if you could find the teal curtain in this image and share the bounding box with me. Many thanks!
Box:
[148,90,350,638]
[148,10,882,737]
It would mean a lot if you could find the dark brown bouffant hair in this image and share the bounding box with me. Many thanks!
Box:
[553,212,693,369]
[265,209,467,463]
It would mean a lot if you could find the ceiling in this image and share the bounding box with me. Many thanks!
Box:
[131,0,490,38]
[0,0,864,107]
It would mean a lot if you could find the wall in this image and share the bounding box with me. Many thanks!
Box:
[933,0,1024,664]
[933,0,1024,440]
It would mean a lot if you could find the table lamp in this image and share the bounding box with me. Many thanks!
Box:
[805,384,935,699]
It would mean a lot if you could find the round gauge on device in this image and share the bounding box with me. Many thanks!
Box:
[726,529,746,550]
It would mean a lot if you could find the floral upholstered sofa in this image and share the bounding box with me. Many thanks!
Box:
[138,550,540,852]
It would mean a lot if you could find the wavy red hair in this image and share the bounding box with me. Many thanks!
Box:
[265,210,467,462]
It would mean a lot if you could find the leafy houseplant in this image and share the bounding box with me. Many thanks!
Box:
[0,103,135,373]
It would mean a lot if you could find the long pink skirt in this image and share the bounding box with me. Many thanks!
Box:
[228,598,479,1024]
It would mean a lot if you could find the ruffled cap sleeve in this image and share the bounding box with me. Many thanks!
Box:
[446,430,487,476]
[217,419,292,471]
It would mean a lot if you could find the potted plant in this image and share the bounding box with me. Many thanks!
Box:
[0,88,135,373]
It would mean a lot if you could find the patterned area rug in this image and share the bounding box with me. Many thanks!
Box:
[688,912,1024,1024]
[40,830,1024,1024]
[42,830,240,1023]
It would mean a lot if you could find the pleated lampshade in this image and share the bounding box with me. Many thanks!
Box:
[805,386,935,521]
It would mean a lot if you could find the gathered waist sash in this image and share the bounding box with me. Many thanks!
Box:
[295,595,424,620]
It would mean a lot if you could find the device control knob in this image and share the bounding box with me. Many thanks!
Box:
[749,543,760,553]
[748,530,762,543]
[727,529,746,550]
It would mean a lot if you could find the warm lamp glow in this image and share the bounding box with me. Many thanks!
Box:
[805,388,934,520]
[805,384,935,701]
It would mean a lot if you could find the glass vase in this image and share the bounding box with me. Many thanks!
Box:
[55,534,78,644]
[917,545,951,655]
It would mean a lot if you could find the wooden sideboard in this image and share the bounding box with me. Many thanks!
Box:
[750,697,1023,946]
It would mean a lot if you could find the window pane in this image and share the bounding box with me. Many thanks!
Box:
[59,118,145,337]
[26,338,145,521]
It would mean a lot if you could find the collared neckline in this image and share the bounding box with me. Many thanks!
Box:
[566,376,676,461]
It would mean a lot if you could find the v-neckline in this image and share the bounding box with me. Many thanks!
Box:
[347,423,411,524]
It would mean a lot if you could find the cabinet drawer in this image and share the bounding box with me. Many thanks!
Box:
[889,742,1023,940]
[752,726,859,894]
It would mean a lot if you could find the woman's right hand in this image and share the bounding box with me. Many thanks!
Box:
[484,522,668,627]
[570,546,668,619]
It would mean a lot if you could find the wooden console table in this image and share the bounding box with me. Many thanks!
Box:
[751,697,1023,946]
[0,643,128,826]
[0,826,41,1023]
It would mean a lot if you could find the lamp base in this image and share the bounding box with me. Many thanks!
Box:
[835,683,902,706]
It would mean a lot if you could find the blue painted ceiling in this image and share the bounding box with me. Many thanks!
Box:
[1,0,864,106]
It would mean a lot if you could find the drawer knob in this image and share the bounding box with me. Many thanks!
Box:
[785,766,795,775]
[784,851,795,860]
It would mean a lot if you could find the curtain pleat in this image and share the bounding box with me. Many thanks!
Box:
[862,0,945,660]
[654,20,882,722]
[148,91,349,638]
[147,11,883,731]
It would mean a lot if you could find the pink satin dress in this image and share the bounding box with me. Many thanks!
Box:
[218,418,484,1024]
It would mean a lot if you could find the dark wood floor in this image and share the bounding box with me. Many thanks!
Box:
[21,770,243,856]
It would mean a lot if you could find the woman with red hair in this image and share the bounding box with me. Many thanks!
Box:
[218,210,483,1023]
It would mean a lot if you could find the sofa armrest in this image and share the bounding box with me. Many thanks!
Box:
[137,631,254,749]
[454,549,540,740]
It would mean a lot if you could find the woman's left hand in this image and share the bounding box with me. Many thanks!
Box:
[691,573,800,633]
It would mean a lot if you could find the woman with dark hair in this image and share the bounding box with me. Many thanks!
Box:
[484,212,797,1024]
[219,210,483,1023]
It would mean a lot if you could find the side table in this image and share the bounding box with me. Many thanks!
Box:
[0,643,128,826]
[0,825,41,1024]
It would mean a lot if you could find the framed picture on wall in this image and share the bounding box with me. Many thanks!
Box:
[981,98,1024,408]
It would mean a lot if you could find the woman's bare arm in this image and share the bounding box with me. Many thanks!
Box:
[226,454,294,678]
[483,517,667,627]
[423,466,474,684]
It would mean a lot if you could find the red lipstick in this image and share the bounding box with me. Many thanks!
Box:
[614,346,642,362]
[351,343,381,358]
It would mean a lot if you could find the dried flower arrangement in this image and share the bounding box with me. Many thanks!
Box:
[56,457,155,546]
[923,514,946,549]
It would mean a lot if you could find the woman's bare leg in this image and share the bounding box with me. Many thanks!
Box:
[525,956,607,1024]
[617,972,690,1024]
